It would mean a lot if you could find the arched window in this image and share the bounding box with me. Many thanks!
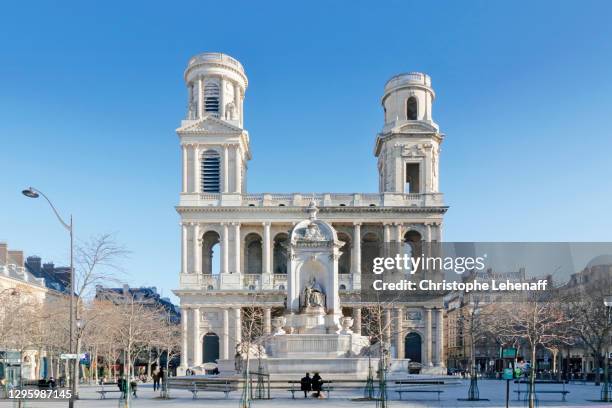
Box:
[273,233,289,274]
[337,232,351,274]
[201,231,221,275]
[204,82,220,116]
[245,233,263,274]
[201,150,221,193]
[407,96,418,120]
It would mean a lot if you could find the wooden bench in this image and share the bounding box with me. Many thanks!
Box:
[395,389,444,401]
[168,380,237,399]
[394,380,444,401]
[513,390,570,402]
[287,380,334,399]
[96,381,138,399]
[96,390,124,399]
[513,380,570,402]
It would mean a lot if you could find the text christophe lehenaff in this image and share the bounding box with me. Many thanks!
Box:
[370,254,549,293]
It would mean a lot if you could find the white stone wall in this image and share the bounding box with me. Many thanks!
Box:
[174,54,448,372]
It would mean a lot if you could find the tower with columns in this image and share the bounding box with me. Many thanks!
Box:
[174,53,448,376]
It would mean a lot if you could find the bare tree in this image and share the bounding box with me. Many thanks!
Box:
[237,294,268,408]
[492,293,573,408]
[72,234,128,394]
[155,312,181,398]
[360,294,403,408]
[563,271,612,385]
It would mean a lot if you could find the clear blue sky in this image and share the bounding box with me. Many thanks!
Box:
[1,1,611,302]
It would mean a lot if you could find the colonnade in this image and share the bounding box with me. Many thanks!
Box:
[180,305,274,368]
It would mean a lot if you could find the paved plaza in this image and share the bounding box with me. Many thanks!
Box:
[1,380,611,408]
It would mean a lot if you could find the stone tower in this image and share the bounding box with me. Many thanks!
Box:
[178,52,250,198]
[375,72,443,195]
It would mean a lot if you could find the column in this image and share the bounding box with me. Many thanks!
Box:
[219,76,225,119]
[180,307,189,367]
[222,308,229,359]
[181,223,187,274]
[234,307,242,347]
[264,307,272,335]
[193,308,201,365]
[193,145,200,193]
[395,223,403,242]
[426,223,432,242]
[384,308,391,347]
[234,145,241,193]
[436,308,445,366]
[197,77,203,118]
[233,223,241,274]
[425,308,433,366]
[383,223,391,243]
[395,307,404,359]
[182,145,188,192]
[222,223,229,274]
[352,307,362,335]
[263,222,271,274]
[233,83,240,122]
[352,223,361,274]
[223,146,229,192]
[193,223,201,274]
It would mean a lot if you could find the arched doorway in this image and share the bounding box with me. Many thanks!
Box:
[404,332,422,363]
[202,332,220,363]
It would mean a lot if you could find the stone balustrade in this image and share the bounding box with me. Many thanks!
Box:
[180,192,443,207]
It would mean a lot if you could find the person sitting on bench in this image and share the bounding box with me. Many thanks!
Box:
[300,373,312,398]
[311,372,323,398]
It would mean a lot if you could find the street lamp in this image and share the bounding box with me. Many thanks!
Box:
[22,187,76,407]
[603,295,612,402]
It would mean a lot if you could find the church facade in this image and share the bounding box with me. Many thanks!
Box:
[173,52,448,375]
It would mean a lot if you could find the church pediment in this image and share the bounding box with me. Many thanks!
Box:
[177,116,243,134]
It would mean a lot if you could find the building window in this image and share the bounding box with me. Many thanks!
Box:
[204,82,220,116]
[273,233,289,274]
[201,150,221,193]
[245,233,263,274]
[404,163,420,193]
[201,231,221,275]
[407,96,418,120]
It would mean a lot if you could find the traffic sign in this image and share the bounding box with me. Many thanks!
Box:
[502,368,513,380]
[60,353,78,360]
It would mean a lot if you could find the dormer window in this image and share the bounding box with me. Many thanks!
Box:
[407,96,418,120]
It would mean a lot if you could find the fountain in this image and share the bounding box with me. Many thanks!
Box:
[259,202,374,378]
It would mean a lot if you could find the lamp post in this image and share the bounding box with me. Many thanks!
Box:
[603,295,612,402]
[22,187,76,407]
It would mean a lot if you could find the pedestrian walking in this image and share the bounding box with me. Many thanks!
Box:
[153,369,160,391]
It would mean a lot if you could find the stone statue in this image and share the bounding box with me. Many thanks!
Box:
[304,277,325,309]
